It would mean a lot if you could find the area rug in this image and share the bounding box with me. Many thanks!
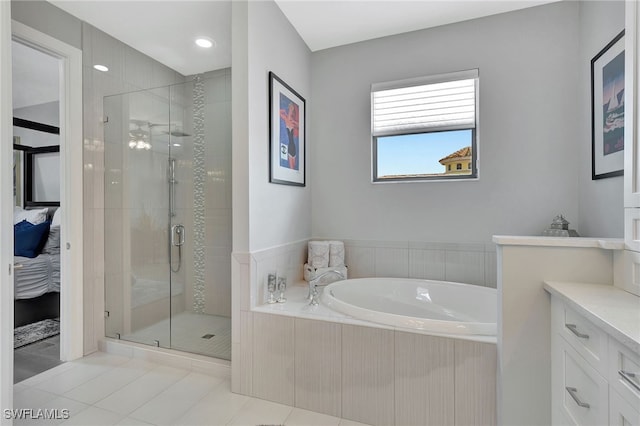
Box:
[14,318,60,349]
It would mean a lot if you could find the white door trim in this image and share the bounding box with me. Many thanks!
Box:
[1,2,15,420]
[10,21,84,362]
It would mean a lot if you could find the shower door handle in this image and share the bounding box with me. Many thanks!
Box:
[171,224,185,246]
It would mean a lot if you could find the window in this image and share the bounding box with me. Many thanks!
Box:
[372,69,478,181]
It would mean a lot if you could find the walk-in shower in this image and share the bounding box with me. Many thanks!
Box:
[103,71,232,360]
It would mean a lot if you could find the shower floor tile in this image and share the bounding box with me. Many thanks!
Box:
[122,312,231,360]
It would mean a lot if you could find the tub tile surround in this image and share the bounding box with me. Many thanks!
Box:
[243,311,496,426]
[232,239,498,425]
[345,239,497,288]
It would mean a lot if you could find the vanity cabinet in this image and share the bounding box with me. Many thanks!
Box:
[624,0,640,296]
[551,297,640,425]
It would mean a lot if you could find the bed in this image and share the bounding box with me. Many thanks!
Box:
[14,206,61,327]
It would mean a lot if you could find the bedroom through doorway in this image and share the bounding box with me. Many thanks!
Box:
[11,37,64,383]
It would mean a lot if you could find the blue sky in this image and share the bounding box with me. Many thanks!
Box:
[377,129,472,176]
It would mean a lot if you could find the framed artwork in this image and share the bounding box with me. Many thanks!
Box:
[592,30,625,180]
[269,71,306,186]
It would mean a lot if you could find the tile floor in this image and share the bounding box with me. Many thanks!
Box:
[13,351,371,426]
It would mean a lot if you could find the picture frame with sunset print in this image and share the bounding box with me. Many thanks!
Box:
[592,30,624,180]
[269,71,306,186]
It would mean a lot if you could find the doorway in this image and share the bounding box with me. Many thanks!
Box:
[6,20,83,388]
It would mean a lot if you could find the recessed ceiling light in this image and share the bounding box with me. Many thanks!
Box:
[93,64,109,72]
[195,38,215,48]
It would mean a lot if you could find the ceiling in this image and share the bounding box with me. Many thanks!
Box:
[275,0,558,52]
[48,0,232,76]
[46,0,557,76]
[12,40,59,110]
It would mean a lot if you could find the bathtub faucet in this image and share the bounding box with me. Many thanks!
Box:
[308,270,345,306]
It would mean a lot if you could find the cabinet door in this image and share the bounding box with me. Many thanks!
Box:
[622,250,640,297]
[610,388,640,426]
[625,1,640,207]
[555,338,609,426]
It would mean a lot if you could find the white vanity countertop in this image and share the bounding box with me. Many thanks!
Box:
[252,283,496,344]
[493,235,624,250]
[544,281,640,354]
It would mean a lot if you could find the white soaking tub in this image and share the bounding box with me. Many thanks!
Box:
[321,277,496,336]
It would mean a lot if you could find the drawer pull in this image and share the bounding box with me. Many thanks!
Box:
[565,324,589,339]
[619,370,640,392]
[565,387,590,408]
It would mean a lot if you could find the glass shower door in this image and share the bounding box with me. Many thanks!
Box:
[103,86,173,348]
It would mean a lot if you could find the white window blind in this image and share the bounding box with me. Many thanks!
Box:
[372,70,478,137]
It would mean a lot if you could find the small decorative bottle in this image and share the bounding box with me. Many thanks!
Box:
[267,273,277,304]
[277,276,287,303]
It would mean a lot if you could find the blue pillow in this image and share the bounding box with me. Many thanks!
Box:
[15,220,50,258]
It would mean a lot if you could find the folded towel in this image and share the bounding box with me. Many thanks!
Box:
[304,263,348,283]
[328,241,345,267]
[308,240,330,269]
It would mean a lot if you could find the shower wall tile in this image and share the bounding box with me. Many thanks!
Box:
[204,253,232,317]
[205,209,232,248]
[445,250,485,286]
[124,46,152,90]
[374,247,408,278]
[205,75,229,104]
[408,249,446,281]
[93,207,105,278]
[82,21,193,354]
[90,29,124,82]
[341,325,394,426]
[395,332,454,426]
[294,318,341,417]
[151,61,177,89]
[104,142,123,209]
[252,313,294,405]
[83,208,95,279]
[94,276,105,352]
[104,272,124,337]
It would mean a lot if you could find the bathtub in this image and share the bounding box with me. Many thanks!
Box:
[321,277,496,336]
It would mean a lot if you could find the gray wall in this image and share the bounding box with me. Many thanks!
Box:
[577,1,625,237]
[233,0,312,252]
[310,2,583,243]
[11,0,81,50]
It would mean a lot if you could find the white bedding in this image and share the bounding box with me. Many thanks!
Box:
[14,254,60,299]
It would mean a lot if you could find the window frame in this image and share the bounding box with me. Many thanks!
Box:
[371,69,479,183]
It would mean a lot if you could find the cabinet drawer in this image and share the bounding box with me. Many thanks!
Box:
[610,388,640,426]
[554,299,608,374]
[558,339,608,426]
[609,337,640,407]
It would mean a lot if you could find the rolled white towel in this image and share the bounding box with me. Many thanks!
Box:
[328,240,345,267]
[308,240,330,269]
